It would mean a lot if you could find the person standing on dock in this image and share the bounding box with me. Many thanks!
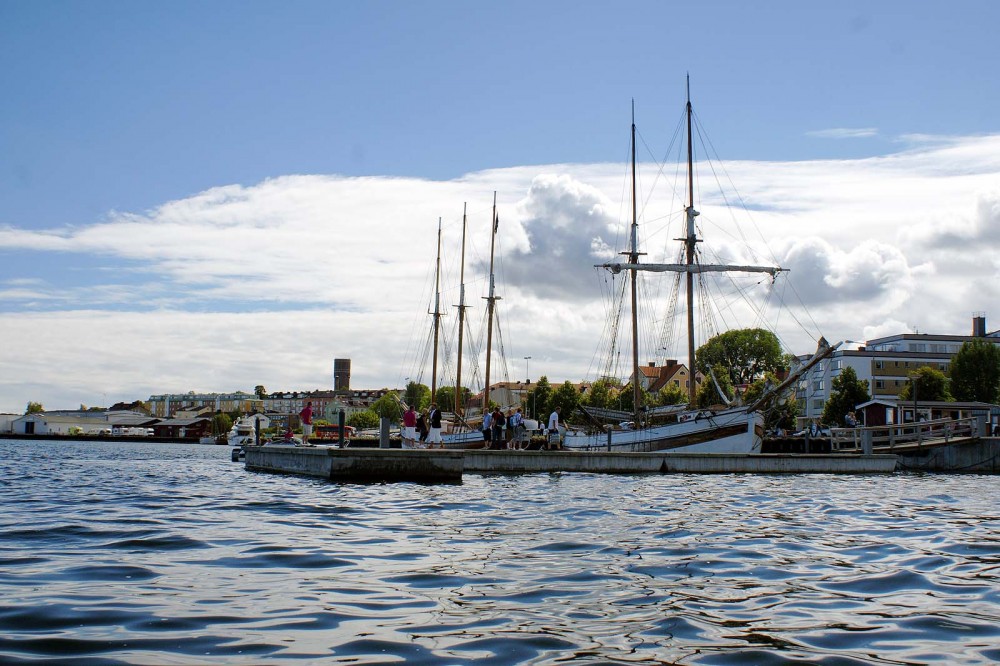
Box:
[547,407,562,450]
[509,408,525,449]
[299,401,313,444]
[491,407,505,449]
[482,409,493,446]
[416,411,428,446]
[427,403,444,448]
[402,405,418,449]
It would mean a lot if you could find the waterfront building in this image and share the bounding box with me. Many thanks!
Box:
[796,315,1000,426]
[147,391,262,418]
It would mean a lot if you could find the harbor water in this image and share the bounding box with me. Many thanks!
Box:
[1,438,998,665]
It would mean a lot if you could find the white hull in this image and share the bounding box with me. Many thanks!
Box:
[561,408,763,453]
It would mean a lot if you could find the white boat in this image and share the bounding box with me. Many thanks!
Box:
[227,416,256,447]
[565,82,833,454]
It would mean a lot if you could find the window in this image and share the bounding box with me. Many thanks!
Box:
[832,359,842,370]
[875,360,884,370]
[812,380,824,392]
[910,343,926,352]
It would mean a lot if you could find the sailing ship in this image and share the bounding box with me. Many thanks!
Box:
[406,196,511,448]
[562,81,835,453]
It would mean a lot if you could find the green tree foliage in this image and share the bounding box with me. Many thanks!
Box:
[25,401,43,414]
[949,339,1000,404]
[549,381,581,424]
[254,385,267,399]
[652,384,687,407]
[821,366,871,426]
[898,366,952,402]
[524,376,552,421]
[745,372,800,432]
[696,328,785,387]
[347,410,379,429]
[434,386,472,413]
[581,378,621,410]
[370,393,403,423]
[696,364,734,408]
[212,413,233,437]
[403,382,431,410]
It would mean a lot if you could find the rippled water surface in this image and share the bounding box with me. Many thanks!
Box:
[1,439,998,664]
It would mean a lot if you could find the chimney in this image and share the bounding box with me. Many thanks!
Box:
[973,313,987,337]
[648,362,656,367]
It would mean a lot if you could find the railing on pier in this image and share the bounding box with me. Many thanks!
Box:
[830,417,981,453]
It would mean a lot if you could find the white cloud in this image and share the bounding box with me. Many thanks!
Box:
[806,128,878,139]
[2,134,1000,412]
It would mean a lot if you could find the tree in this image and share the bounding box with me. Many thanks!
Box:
[435,386,472,413]
[696,364,734,408]
[212,413,233,438]
[524,376,553,421]
[821,366,871,427]
[347,410,379,429]
[549,381,581,424]
[652,384,687,407]
[403,382,431,410]
[25,401,43,414]
[949,339,1000,404]
[696,328,785,388]
[581,377,622,410]
[254,385,267,399]
[898,366,952,402]
[370,393,403,423]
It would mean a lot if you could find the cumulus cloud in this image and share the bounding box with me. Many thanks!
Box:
[779,237,917,307]
[496,173,621,301]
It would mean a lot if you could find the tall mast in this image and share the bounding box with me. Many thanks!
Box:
[453,203,469,416]
[684,75,699,404]
[596,78,784,408]
[483,192,500,413]
[430,217,443,402]
[628,101,642,419]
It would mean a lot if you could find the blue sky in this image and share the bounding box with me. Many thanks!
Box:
[2,1,1000,412]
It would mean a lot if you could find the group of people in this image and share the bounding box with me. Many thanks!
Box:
[399,403,566,450]
[401,403,444,449]
[483,406,530,449]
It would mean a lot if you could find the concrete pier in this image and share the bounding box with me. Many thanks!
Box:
[245,446,464,482]
[244,445,898,482]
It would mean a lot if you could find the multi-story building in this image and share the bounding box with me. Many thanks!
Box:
[147,391,263,418]
[633,360,703,395]
[796,315,1000,424]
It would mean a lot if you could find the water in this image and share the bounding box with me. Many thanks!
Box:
[1,439,998,665]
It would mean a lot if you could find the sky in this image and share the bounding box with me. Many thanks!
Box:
[2,0,1000,413]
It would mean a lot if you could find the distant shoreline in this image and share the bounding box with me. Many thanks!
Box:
[0,433,211,444]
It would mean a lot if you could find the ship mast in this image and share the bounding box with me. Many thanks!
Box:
[483,192,500,413]
[597,79,784,409]
[628,101,642,419]
[683,76,698,404]
[453,203,469,416]
[430,217,443,403]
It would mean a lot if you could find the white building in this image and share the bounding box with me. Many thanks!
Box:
[796,315,1000,425]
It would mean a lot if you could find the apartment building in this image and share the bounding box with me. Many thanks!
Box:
[796,315,1000,423]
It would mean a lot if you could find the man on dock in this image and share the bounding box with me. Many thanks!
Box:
[299,401,313,444]
[402,404,418,449]
[547,407,562,450]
